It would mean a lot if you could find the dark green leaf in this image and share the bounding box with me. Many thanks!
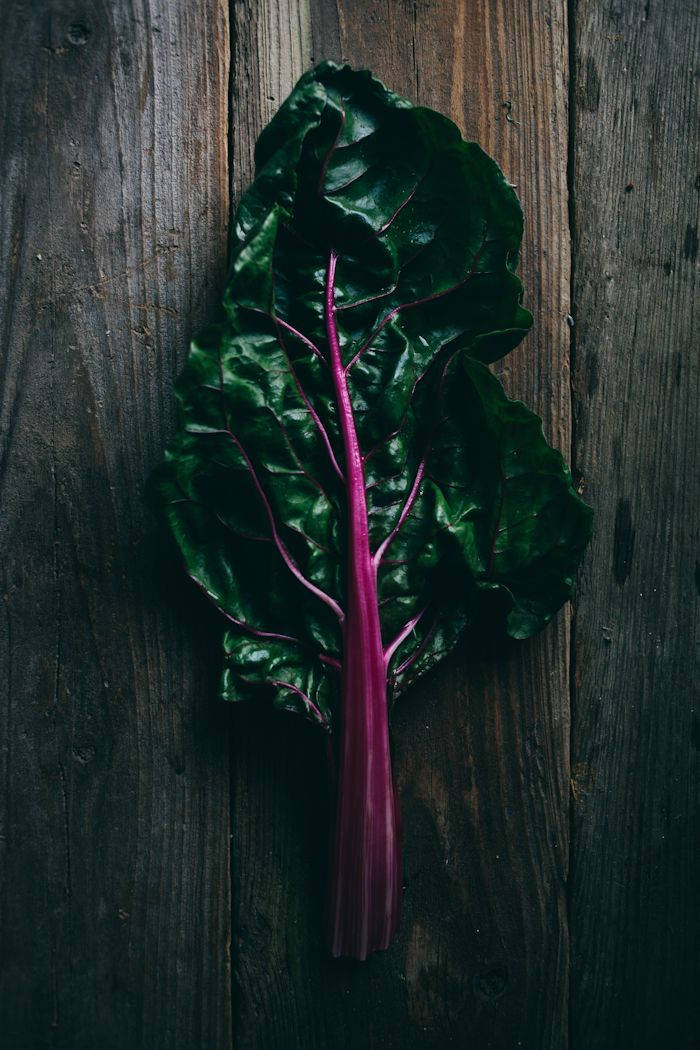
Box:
[155,61,592,728]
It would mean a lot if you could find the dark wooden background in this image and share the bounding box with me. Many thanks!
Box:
[0,1,696,1048]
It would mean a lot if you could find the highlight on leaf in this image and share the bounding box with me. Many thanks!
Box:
[154,61,592,960]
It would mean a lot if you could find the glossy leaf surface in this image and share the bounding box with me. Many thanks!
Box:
[157,61,591,730]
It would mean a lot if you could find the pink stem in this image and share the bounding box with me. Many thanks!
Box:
[325,251,402,960]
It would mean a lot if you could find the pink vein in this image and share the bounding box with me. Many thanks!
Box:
[362,359,437,463]
[275,316,326,365]
[170,487,272,545]
[336,212,455,315]
[345,229,489,372]
[383,608,426,668]
[393,619,437,677]
[373,459,426,568]
[215,341,344,622]
[240,675,329,729]
[271,681,329,727]
[190,571,340,674]
[268,405,336,504]
[187,573,300,644]
[274,319,344,480]
[374,180,422,238]
[371,342,461,566]
[246,306,326,364]
[225,426,345,623]
[350,175,425,250]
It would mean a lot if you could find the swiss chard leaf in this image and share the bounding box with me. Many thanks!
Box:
[158,61,590,728]
[155,62,592,959]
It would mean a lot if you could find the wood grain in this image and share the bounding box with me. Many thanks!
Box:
[570,2,699,1047]
[0,2,232,1047]
[230,3,574,1046]
[4,1,693,1045]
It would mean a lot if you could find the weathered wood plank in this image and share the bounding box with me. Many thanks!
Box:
[0,3,232,1047]
[230,2,574,1046]
[570,2,699,1047]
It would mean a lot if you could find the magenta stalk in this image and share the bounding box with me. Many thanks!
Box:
[325,251,402,960]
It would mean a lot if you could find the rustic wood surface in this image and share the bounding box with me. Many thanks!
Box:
[1,0,696,1048]
[570,2,699,1048]
[0,2,232,1048]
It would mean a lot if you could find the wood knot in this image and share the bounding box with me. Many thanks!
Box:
[67,23,90,46]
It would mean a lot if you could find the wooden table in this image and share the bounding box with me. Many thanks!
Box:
[1,2,696,1047]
